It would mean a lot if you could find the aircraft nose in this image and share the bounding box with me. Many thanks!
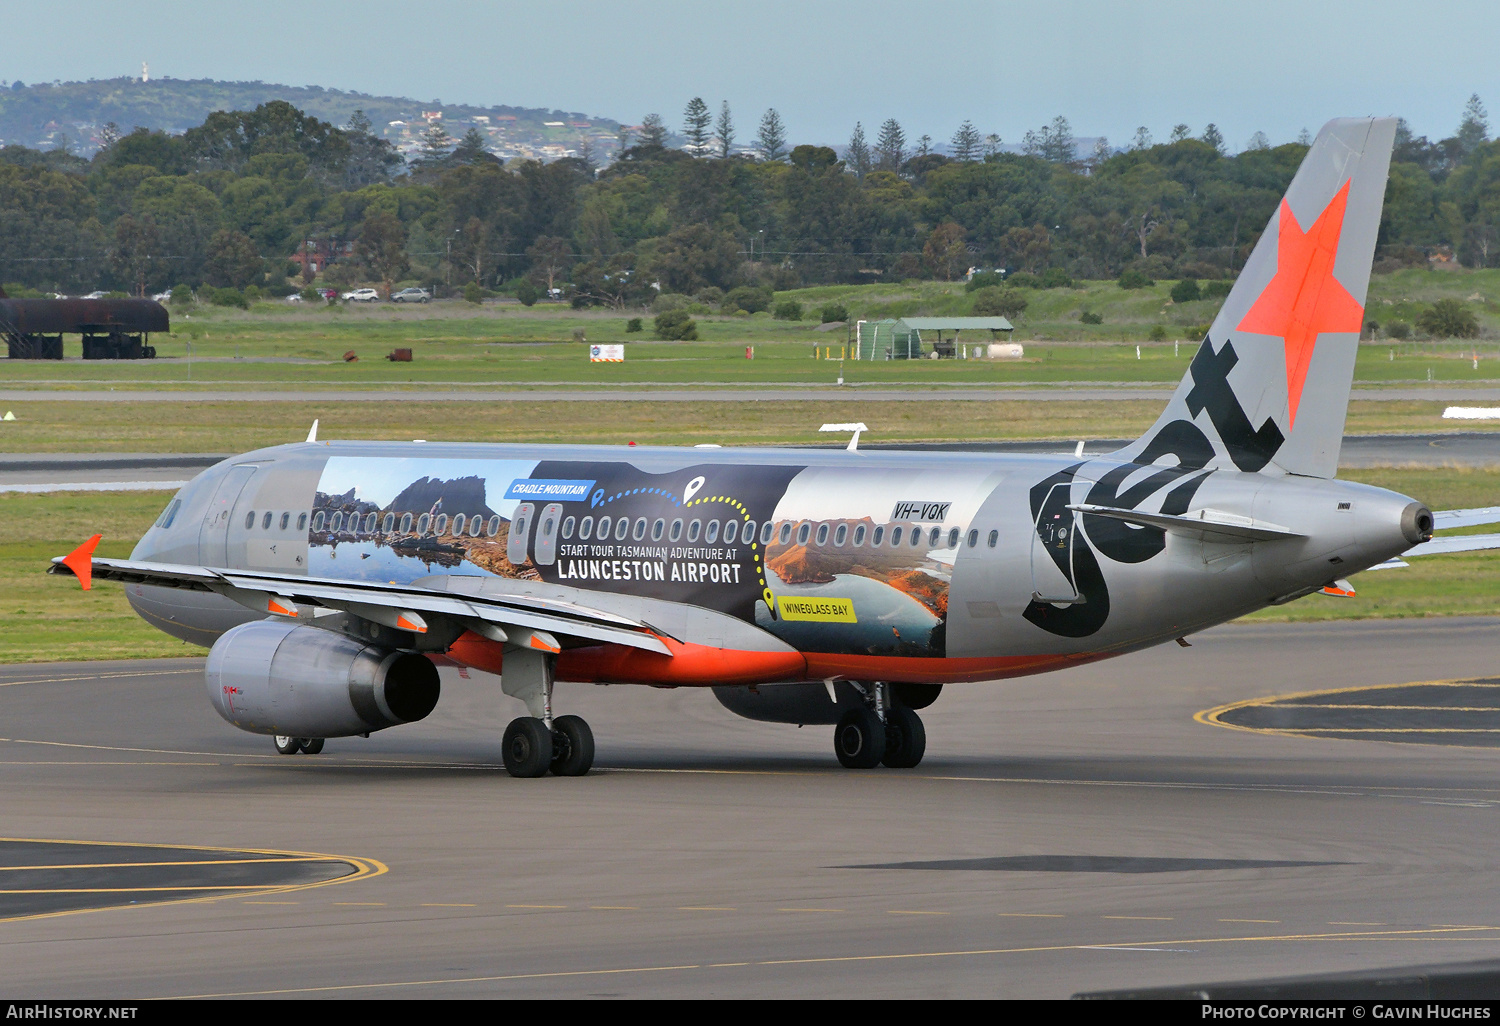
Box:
[1401,502,1434,544]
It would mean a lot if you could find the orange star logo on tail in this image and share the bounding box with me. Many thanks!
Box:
[1236,180,1365,428]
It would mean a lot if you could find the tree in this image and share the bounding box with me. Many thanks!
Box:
[417,122,453,168]
[715,101,735,158]
[203,229,261,288]
[1246,131,1270,151]
[875,118,906,172]
[525,235,572,295]
[111,214,160,296]
[998,224,1052,273]
[451,127,491,165]
[1131,126,1152,150]
[950,121,981,162]
[344,108,402,186]
[846,122,871,178]
[638,113,668,148]
[453,216,494,284]
[654,309,698,340]
[650,223,741,293]
[98,122,121,150]
[1417,298,1480,338]
[355,210,408,297]
[971,286,1027,318]
[1169,124,1192,143]
[1297,127,1312,146]
[756,109,787,161]
[984,133,1002,158]
[1202,123,1224,154]
[682,97,711,155]
[1458,93,1490,155]
[922,221,968,280]
[1023,116,1074,163]
[615,124,633,154]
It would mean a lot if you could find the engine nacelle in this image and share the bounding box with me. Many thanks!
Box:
[206,620,440,737]
[712,682,941,725]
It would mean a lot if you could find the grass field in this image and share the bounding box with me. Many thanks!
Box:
[0,398,1492,453]
[5,465,1496,664]
[4,268,1500,391]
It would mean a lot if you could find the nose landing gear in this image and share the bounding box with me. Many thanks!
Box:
[834,682,927,769]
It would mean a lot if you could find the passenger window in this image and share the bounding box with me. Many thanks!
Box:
[948,528,959,548]
[814,523,828,546]
[928,527,940,546]
[580,516,594,540]
[435,514,448,535]
[652,518,665,542]
[796,523,811,545]
[245,511,256,529]
[706,520,720,543]
[562,516,576,539]
[330,512,343,532]
[470,516,482,537]
[722,520,738,544]
[312,511,325,532]
[913,527,925,546]
[852,524,866,546]
[615,517,629,541]
[261,511,272,530]
[834,524,847,546]
[670,519,683,541]
[452,514,466,536]
[967,529,978,548]
[633,517,646,541]
[595,516,610,539]
[382,513,393,533]
[762,522,775,544]
[688,520,702,542]
[400,513,413,533]
[297,512,307,531]
[743,520,757,544]
[542,515,555,537]
[487,515,501,537]
[988,530,999,548]
[366,513,378,534]
[871,525,884,546]
[279,512,289,531]
[890,526,903,546]
[417,513,430,534]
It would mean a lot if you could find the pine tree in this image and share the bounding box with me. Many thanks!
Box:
[417,122,452,167]
[347,109,373,136]
[639,113,667,148]
[1202,123,1224,154]
[683,97,711,155]
[1131,126,1152,150]
[1170,124,1192,144]
[950,121,981,161]
[846,122,871,178]
[1296,127,1312,146]
[984,133,1002,158]
[1458,93,1489,154]
[452,127,488,164]
[756,109,787,162]
[616,123,634,153]
[916,134,931,158]
[715,101,734,158]
[875,118,906,171]
[1246,131,1270,151]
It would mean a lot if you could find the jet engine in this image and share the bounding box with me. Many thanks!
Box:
[206,620,440,738]
[712,682,941,724]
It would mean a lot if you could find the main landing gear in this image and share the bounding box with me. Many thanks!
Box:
[273,735,325,755]
[498,649,595,778]
[834,682,927,769]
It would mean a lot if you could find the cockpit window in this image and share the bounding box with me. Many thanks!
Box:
[155,499,182,530]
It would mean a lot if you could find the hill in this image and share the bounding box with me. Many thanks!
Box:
[0,77,624,162]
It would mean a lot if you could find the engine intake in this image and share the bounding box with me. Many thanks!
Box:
[206,620,440,737]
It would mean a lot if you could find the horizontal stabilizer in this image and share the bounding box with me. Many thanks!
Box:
[1432,506,1500,529]
[1068,504,1301,542]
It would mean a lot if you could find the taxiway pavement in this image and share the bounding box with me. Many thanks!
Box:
[1,617,1498,998]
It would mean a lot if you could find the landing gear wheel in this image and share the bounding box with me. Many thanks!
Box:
[881,706,926,768]
[834,708,886,769]
[274,735,300,755]
[549,715,595,776]
[502,717,553,778]
[299,738,325,755]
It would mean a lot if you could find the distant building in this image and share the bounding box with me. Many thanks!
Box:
[289,239,355,276]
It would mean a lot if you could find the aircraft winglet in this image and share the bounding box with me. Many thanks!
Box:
[60,534,102,591]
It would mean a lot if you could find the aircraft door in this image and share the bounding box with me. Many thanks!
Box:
[533,503,564,566]
[1029,481,1082,604]
[507,503,535,566]
[198,465,257,568]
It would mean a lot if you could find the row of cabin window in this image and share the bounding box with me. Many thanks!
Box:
[307,509,503,539]
[554,514,1001,551]
[243,510,310,532]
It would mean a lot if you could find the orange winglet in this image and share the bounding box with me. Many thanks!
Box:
[61,534,102,591]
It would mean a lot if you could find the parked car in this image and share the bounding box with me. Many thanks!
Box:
[390,287,431,304]
[320,288,338,301]
[284,293,303,303]
[341,288,380,303]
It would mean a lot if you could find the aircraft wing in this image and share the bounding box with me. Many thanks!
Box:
[49,550,673,656]
[1431,506,1500,529]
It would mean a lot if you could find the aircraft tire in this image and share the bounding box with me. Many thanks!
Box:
[881,707,926,768]
[299,738,325,755]
[834,708,886,769]
[549,715,595,776]
[502,717,553,778]
[274,735,300,755]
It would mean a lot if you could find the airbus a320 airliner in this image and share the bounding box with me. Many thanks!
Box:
[53,118,1437,777]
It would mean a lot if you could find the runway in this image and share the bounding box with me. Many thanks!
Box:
[2,617,1499,998]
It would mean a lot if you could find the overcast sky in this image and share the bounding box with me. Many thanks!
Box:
[9,0,1500,151]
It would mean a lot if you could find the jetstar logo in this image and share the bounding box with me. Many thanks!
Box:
[1236,179,1365,428]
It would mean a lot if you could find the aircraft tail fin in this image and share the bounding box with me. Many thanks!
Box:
[1115,117,1397,479]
